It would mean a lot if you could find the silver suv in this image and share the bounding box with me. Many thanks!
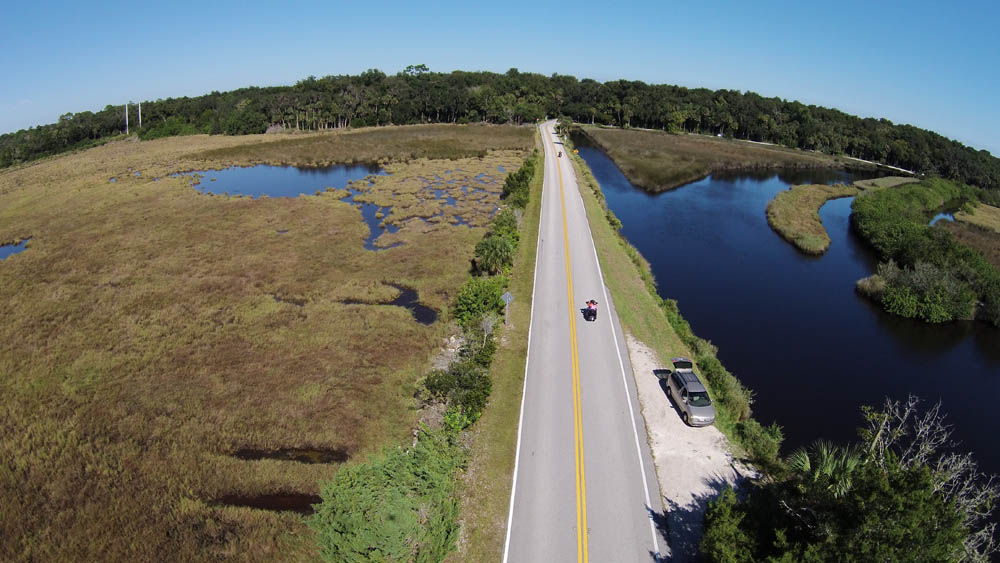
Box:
[664,357,715,427]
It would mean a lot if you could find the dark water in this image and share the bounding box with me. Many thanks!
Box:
[234,448,349,464]
[576,142,1000,475]
[342,283,437,325]
[214,493,322,515]
[182,163,385,198]
[0,238,30,260]
[339,188,402,251]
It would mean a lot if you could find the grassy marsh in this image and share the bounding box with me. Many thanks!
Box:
[579,126,860,192]
[955,203,1000,233]
[201,123,534,167]
[853,175,920,190]
[0,125,532,560]
[941,209,1000,269]
[766,184,859,254]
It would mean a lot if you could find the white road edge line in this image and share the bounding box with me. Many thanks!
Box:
[502,124,547,563]
[570,145,662,556]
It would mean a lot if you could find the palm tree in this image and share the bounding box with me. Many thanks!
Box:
[474,236,513,275]
[787,440,864,499]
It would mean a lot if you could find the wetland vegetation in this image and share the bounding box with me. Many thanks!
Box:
[766,183,859,254]
[0,124,533,560]
[309,151,541,561]
[852,178,1000,326]
[576,125,863,192]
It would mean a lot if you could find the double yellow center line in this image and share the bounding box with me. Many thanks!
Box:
[551,129,589,562]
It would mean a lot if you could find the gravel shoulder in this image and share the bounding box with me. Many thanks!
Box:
[625,333,752,561]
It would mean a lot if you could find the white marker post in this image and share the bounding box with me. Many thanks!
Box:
[501,291,514,325]
[125,103,129,135]
[138,101,142,129]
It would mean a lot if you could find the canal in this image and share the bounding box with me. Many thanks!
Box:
[575,138,1000,475]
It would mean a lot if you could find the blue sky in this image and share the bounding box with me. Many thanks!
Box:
[2,0,998,154]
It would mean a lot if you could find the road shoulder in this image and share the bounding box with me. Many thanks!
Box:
[625,334,747,561]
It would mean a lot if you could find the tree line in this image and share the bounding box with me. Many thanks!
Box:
[3,65,999,190]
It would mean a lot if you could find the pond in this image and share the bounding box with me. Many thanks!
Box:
[0,238,30,260]
[178,163,402,250]
[181,163,385,198]
[575,139,1000,476]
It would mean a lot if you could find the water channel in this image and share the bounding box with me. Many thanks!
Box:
[575,138,1000,475]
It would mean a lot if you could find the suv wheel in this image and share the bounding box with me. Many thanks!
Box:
[682,412,690,425]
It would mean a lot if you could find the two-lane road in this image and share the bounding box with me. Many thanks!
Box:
[504,123,665,562]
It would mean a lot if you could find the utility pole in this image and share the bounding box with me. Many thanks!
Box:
[138,101,142,129]
[125,103,129,135]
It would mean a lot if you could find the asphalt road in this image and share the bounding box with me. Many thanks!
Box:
[503,122,665,562]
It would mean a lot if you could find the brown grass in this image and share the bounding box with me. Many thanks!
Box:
[0,125,532,561]
[853,175,920,191]
[579,126,860,192]
[766,184,859,254]
[955,203,1000,233]
[940,220,1000,269]
[201,123,535,167]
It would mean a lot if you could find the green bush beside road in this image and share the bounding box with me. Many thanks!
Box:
[308,150,543,561]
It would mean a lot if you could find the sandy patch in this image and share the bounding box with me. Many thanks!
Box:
[626,333,753,561]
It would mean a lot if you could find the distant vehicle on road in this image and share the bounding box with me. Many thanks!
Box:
[663,357,715,426]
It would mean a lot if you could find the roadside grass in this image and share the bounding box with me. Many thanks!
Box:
[201,123,535,167]
[766,184,859,254]
[579,126,858,192]
[449,130,544,562]
[854,175,920,190]
[955,202,1000,233]
[0,126,531,560]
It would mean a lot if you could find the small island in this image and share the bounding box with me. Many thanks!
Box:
[765,176,918,255]
[765,183,859,254]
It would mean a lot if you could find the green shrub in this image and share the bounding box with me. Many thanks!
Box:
[491,207,521,247]
[700,487,754,562]
[451,275,508,326]
[501,153,537,208]
[474,234,515,275]
[138,116,200,140]
[852,178,1000,326]
[735,419,783,468]
[309,428,464,562]
[606,209,623,232]
[695,354,752,422]
[424,360,492,425]
[459,331,498,370]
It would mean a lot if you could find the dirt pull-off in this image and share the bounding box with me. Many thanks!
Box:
[626,334,754,561]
